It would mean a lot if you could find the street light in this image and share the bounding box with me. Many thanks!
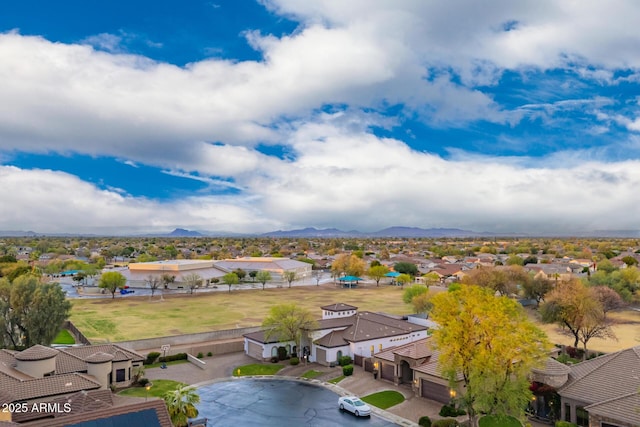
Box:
[145,382,153,401]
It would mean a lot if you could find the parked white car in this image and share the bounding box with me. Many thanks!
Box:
[338,396,372,417]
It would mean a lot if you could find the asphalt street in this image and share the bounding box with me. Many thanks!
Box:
[195,379,399,427]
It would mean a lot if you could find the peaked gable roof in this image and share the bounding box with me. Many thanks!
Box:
[341,311,426,342]
[559,346,640,405]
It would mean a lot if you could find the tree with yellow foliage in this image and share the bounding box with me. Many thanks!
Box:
[430,285,549,427]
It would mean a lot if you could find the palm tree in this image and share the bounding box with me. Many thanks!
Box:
[164,385,200,427]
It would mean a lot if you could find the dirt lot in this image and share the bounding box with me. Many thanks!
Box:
[527,307,640,352]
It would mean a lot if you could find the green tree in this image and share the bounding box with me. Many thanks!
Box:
[222,273,239,293]
[0,276,71,348]
[621,255,638,267]
[430,285,549,427]
[164,385,200,427]
[396,273,412,288]
[262,303,317,358]
[521,276,553,307]
[368,265,389,287]
[402,284,429,304]
[98,271,127,299]
[505,255,524,266]
[255,270,272,290]
[283,271,297,288]
[393,262,418,276]
[233,268,247,281]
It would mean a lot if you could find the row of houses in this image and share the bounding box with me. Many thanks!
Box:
[243,302,640,427]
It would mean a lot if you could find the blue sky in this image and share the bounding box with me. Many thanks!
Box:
[1,1,640,235]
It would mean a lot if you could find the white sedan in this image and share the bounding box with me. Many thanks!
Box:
[338,396,372,417]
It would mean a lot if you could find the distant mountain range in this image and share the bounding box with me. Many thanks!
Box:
[260,226,501,238]
[1,227,640,238]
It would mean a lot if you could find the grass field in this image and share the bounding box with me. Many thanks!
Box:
[233,364,284,376]
[69,283,640,352]
[69,283,411,342]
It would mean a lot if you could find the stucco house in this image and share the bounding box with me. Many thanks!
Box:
[243,303,429,366]
[556,345,640,427]
[0,344,163,426]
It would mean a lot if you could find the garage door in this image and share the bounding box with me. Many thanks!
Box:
[421,379,450,403]
[381,363,395,381]
[316,348,327,365]
[247,342,263,360]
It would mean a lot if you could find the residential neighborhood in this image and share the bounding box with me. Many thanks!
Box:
[1,235,639,426]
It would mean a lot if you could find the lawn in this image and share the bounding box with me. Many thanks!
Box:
[301,370,323,379]
[478,415,522,427]
[52,329,75,345]
[233,363,284,376]
[69,283,412,342]
[361,390,405,409]
[117,379,186,398]
[327,375,345,384]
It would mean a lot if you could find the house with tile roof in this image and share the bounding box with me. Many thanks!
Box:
[0,344,144,404]
[0,343,168,426]
[556,345,640,427]
[243,302,429,367]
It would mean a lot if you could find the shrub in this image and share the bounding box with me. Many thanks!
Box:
[144,352,160,365]
[565,346,578,358]
[418,416,432,427]
[432,419,458,427]
[290,357,300,365]
[338,355,353,366]
[207,352,212,357]
[342,365,354,376]
[197,352,203,359]
[270,356,279,363]
[137,378,150,387]
[158,353,187,363]
[555,422,578,427]
[439,404,466,417]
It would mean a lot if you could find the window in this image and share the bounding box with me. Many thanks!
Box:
[564,404,571,422]
[116,369,126,382]
[576,406,588,427]
[271,347,278,357]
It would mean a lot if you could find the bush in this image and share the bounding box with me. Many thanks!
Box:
[197,352,204,359]
[342,365,354,376]
[158,353,187,363]
[137,378,150,387]
[555,422,578,427]
[432,419,458,427]
[207,352,212,357]
[439,404,466,417]
[290,357,300,365]
[144,352,160,365]
[418,415,432,427]
[270,356,279,363]
[338,355,353,366]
